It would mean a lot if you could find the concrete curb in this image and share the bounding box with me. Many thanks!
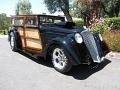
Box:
[107,52,120,60]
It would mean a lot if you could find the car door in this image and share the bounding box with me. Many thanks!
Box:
[24,16,43,52]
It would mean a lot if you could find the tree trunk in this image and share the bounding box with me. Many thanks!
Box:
[62,9,73,22]
[59,0,73,22]
[115,0,120,17]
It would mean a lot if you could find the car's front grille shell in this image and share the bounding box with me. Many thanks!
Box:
[81,30,101,63]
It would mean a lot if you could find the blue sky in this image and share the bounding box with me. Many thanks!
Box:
[0,0,63,16]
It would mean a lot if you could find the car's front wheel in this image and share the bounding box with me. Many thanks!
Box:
[10,32,18,52]
[51,46,72,73]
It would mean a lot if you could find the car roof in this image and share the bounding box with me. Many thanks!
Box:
[12,14,65,18]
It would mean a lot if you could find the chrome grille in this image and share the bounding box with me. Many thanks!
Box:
[81,30,101,63]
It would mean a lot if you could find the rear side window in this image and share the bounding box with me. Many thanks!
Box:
[40,16,46,23]
[25,17,38,25]
[12,18,24,25]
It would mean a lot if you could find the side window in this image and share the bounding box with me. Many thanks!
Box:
[53,17,65,23]
[25,17,37,25]
[13,18,24,25]
[40,17,46,23]
[54,20,62,23]
[39,16,65,24]
[40,17,53,23]
[46,18,53,23]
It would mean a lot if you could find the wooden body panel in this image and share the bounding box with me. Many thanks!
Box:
[17,27,43,52]
[26,38,42,50]
[25,28,42,51]
[18,28,24,36]
[25,28,40,40]
[21,37,25,48]
[18,28,25,48]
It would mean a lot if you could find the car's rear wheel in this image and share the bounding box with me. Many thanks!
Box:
[51,46,72,73]
[10,32,18,52]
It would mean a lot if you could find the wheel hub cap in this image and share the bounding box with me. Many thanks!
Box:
[52,48,67,69]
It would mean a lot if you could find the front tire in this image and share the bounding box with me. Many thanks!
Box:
[51,46,72,73]
[10,32,18,52]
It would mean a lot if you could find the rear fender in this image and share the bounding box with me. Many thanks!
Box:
[9,29,22,49]
[8,29,17,41]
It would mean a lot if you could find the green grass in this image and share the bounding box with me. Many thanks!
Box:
[0,32,4,35]
[0,30,8,35]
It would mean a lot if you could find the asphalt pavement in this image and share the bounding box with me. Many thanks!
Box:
[0,36,120,90]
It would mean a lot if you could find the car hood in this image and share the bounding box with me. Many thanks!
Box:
[40,24,84,34]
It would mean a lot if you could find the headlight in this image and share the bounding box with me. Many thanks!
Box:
[75,33,83,44]
[98,33,103,41]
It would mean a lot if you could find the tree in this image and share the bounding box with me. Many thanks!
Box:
[101,0,120,17]
[70,0,89,18]
[0,13,11,30]
[15,0,32,15]
[44,0,73,22]
[71,0,120,18]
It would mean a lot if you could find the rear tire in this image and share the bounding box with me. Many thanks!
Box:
[10,32,18,52]
[51,46,72,73]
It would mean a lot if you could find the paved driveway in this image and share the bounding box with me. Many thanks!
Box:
[0,36,120,90]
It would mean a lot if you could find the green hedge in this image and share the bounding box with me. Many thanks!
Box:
[104,17,120,29]
[74,20,84,27]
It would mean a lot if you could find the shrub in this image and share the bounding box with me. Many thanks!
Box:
[74,17,120,52]
[103,30,120,52]
[0,30,8,35]
[91,19,109,34]
[74,20,84,27]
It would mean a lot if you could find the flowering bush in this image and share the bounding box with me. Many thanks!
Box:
[90,18,120,52]
[90,18,109,34]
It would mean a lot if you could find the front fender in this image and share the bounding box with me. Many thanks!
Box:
[46,36,81,65]
[94,33,110,56]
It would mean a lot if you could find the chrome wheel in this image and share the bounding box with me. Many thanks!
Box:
[52,48,68,70]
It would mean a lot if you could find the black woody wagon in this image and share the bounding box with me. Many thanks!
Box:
[8,14,109,73]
